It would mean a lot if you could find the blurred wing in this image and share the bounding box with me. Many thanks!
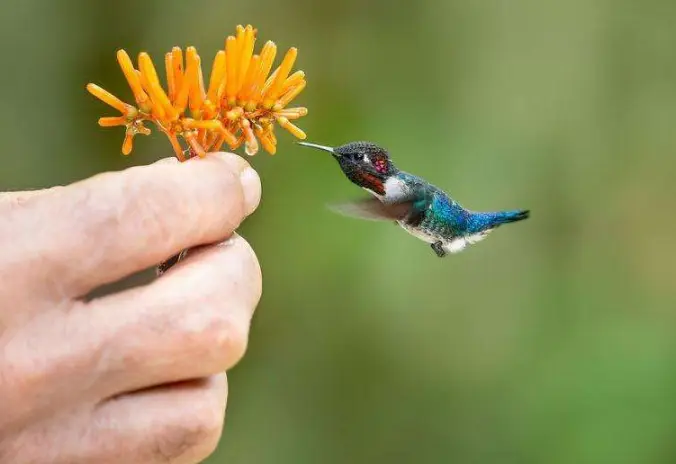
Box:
[328,198,413,221]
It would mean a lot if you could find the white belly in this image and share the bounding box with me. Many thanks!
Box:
[398,222,492,254]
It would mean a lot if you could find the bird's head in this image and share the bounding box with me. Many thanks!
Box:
[297,141,397,196]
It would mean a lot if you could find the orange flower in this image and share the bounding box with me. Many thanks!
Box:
[87,25,308,160]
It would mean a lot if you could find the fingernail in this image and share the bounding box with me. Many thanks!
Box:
[239,167,261,216]
[204,152,261,216]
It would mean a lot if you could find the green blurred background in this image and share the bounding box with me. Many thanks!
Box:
[2,0,676,462]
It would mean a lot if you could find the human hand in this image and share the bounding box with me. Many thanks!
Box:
[0,153,262,463]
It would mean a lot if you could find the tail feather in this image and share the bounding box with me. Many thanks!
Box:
[492,209,530,225]
[470,209,530,233]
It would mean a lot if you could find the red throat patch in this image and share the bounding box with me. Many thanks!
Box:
[357,172,385,195]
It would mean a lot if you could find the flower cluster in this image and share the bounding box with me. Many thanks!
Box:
[87,25,308,160]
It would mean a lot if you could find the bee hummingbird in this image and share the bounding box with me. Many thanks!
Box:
[297,140,530,257]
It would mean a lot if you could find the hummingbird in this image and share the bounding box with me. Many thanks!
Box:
[297,140,530,257]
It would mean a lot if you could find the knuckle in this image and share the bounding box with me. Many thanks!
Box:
[179,300,250,370]
[202,309,249,370]
[152,389,224,462]
[152,415,221,463]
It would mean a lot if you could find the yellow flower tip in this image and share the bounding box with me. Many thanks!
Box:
[255,126,277,155]
[138,52,178,121]
[116,49,150,109]
[264,47,298,101]
[236,27,256,92]
[275,107,308,120]
[86,83,130,114]
[188,54,206,113]
[122,133,134,155]
[165,52,177,101]
[174,48,198,114]
[240,54,261,102]
[263,141,277,155]
[98,116,127,127]
[225,36,240,99]
[277,116,306,139]
[171,47,185,97]
[207,50,226,102]
[254,41,278,98]
[281,71,305,94]
[277,80,306,107]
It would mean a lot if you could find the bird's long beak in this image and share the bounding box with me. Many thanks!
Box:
[295,141,338,156]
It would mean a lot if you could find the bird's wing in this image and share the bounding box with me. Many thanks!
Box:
[327,197,415,221]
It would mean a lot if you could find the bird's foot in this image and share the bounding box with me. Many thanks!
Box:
[431,241,446,258]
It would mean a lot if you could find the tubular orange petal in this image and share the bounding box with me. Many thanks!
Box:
[86,84,131,114]
[281,71,305,93]
[171,47,184,100]
[277,116,306,139]
[269,126,277,145]
[207,50,227,103]
[116,50,151,111]
[165,52,176,102]
[260,68,279,100]
[218,125,239,147]
[263,47,297,107]
[98,116,128,127]
[277,81,306,108]
[255,125,277,154]
[187,49,205,113]
[185,132,207,158]
[139,52,178,120]
[239,55,261,101]
[274,107,308,119]
[174,49,197,114]
[237,25,255,93]
[182,119,223,131]
[121,133,134,155]
[166,131,185,161]
[249,41,277,103]
[224,36,239,101]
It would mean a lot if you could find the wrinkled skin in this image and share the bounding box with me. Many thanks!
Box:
[0,153,262,464]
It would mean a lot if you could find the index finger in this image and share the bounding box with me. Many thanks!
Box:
[1,152,261,299]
